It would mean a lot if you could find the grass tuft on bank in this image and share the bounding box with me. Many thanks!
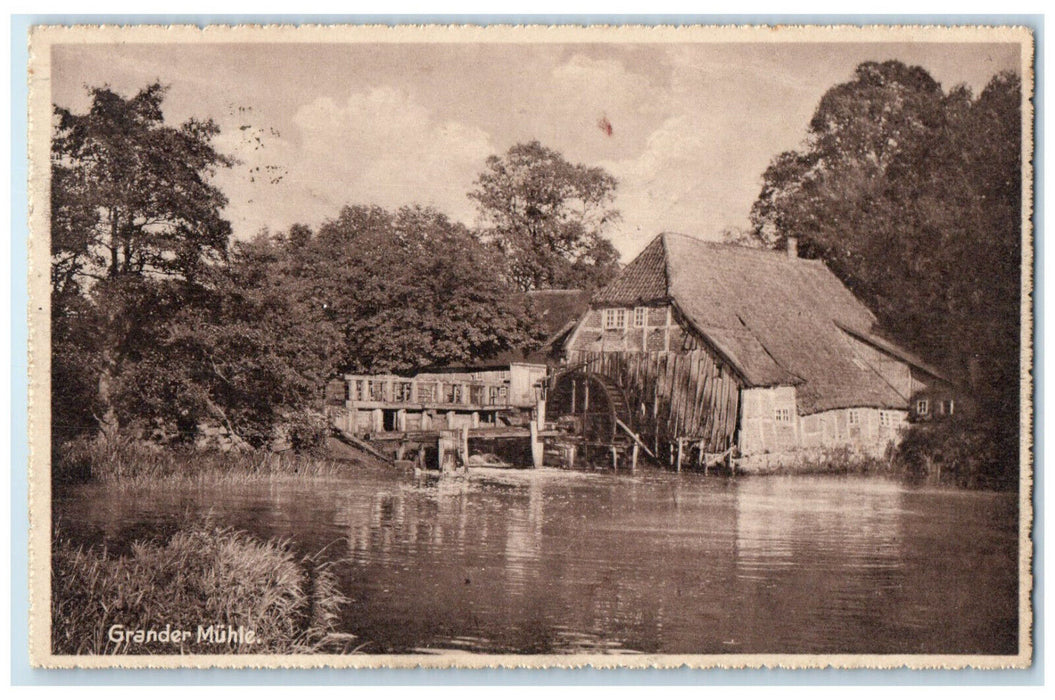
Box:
[51,526,351,655]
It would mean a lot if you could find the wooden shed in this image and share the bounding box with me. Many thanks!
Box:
[562,233,953,470]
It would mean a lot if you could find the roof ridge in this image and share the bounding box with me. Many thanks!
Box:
[660,233,674,299]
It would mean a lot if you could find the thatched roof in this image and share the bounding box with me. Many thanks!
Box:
[593,233,943,414]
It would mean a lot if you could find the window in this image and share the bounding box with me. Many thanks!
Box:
[775,408,792,423]
[603,308,627,330]
[353,380,365,402]
[394,381,413,402]
[945,400,955,415]
[488,386,506,405]
[417,383,435,403]
[848,410,859,425]
[633,307,647,327]
[368,380,386,402]
[916,399,930,416]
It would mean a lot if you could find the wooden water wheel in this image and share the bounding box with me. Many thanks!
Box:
[546,369,634,463]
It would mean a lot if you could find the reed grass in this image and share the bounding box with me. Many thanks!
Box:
[51,526,351,655]
[53,435,357,486]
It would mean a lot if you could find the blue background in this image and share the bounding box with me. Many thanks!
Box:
[8,13,1044,686]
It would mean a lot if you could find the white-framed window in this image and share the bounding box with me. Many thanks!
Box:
[603,308,627,330]
[775,408,792,423]
[633,307,647,327]
[916,399,929,416]
[848,410,859,425]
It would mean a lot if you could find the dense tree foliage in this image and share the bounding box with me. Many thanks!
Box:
[50,85,341,448]
[268,205,542,374]
[749,61,1023,483]
[51,84,236,441]
[470,140,621,291]
[52,83,233,293]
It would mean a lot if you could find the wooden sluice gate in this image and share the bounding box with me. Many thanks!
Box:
[327,363,652,472]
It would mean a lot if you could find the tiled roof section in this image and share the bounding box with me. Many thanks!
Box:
[654,233,913,414]
[434,290,590,370]
[592,235,669,305]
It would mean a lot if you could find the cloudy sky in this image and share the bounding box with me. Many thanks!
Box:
[52,39,1019,260]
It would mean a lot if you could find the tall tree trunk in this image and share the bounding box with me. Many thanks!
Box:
[95,350,119,437]
[108,207,120,278]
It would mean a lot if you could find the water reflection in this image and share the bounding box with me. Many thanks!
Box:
[54,468,1018,655]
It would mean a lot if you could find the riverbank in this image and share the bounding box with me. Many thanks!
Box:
[52,435,387,486]
[52,525,353,655]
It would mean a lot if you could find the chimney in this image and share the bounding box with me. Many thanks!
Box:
[786,236,799,260]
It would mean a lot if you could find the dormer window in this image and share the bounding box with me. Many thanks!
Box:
[603,308,627,330]
[633,307,647,327]
[916,399,929,416]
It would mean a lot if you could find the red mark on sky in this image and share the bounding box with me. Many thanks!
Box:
[597,115,613,137]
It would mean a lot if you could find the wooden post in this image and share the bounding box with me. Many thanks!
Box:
[436,434,445,471]
[611,445,618,471]
[584,379,590,412]
[571,380,577,414]
[460,424,469,469]
[529,420,543,468]
[422,411,432,431]
[417,445,426,470]
[471,411,480,428]
[567,444,577,469]
[372,408,383,433]
[536,396,546,429]
[631,443,639,471]
[677,438,684,472]
[446,410,455,430]
[396,408,407,433]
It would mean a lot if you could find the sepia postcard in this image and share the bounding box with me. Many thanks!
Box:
[26,23,1034,670]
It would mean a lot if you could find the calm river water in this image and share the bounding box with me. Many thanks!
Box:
[54,466,1019,655]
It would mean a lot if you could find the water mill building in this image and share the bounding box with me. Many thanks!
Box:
[559,232,954,470]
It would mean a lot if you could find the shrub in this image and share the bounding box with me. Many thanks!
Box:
[892,417,1018,489]
[51,526,349,655]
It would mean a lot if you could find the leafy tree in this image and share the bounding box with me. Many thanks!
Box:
[113,252,343,448]
[749,61,1023,483]
[52,83,233,285]
[283,205,542,374]
[51,83,237,439]
[469,141,621,291]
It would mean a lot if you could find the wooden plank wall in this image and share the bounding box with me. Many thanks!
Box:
[568,348,741,454]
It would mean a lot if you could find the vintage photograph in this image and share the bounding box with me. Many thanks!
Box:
[28,24,1033,668]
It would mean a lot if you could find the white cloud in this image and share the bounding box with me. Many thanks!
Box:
[216,86,495,238]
